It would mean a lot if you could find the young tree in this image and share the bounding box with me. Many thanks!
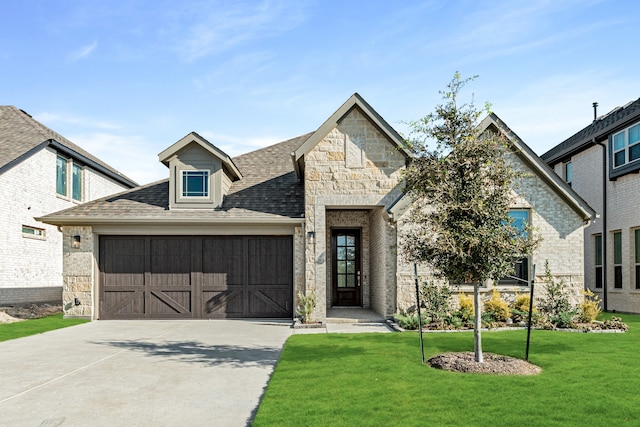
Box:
[402,73,539,362]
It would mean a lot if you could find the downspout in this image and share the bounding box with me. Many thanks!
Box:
[595,138,608,311]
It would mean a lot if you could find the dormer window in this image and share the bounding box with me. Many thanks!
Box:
[182,170,209,197]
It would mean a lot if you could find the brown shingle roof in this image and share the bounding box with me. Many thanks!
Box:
[0,106,137,187]
[38,133,311,224]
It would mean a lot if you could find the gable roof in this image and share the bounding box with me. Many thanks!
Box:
[158,131,242,181]
[0,105,137,187]
[541,97,640,164]
[292,93,412,178]
[480,113,595,221]
[37,134,310,225]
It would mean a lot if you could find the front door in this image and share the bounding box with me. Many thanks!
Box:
[331,229,361,306]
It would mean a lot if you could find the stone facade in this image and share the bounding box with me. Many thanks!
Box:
[395,151,588,312]
[0,146,130,305]
[303,107,406,320]
[61,226,94,318]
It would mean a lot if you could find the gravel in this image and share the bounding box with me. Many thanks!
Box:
[428,352,542,375]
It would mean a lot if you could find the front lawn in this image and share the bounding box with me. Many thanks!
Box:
[254,313,640,426]
[0,314,88,342]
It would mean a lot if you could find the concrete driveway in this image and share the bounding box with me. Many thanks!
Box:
[0,320,293,427]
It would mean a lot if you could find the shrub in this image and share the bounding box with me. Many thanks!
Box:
[483,289,511,322]
[511,291,535,322]
[538,260,575,323]
[577,289,602,323]
[296,290,316,323]
[420,281,453,324]
[394,311,428,330]
[457,292,474,324]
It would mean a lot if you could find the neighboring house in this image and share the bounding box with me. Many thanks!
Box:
[38,95,593,320]
[541,98,640,314]
[0,106,137,306]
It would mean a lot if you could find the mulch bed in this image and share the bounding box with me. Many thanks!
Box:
[428,352,542,375]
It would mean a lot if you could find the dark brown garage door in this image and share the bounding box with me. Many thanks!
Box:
[99,236,293,319]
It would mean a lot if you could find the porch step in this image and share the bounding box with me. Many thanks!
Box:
[325,308,386,323]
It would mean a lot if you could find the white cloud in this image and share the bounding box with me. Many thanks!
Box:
[174,0,308,60]
[69,41,98,61]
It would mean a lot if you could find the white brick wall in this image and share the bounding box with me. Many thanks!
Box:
[0,146,131,304]
[552,143,640,313]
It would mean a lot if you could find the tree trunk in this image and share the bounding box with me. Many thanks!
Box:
[473,282,483,363]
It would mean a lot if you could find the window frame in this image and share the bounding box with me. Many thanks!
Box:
[613,231,622,289]
[498,208,531,286]
[564,160,572,186]
[594,234,603,289]
[56,155,83,202]
[610,121,640,179]
[22,225,46,240]
[180,170,210,198]
[635,229,640,290]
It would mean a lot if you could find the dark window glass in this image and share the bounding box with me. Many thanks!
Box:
[595,235,602,266]
[614,150,626,167]
[595,266,603,289]
[614,266,623,289]
[182,171,209,197]
[499,210,529,285]
[72,164,82,201]
[630,143,640,162]
[614,232,622,264]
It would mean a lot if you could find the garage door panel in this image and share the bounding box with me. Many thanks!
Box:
[202,289,244,317]
[102,291,145,317]
[149,291,192,317]
[100,235,292,319]
[202,237,243,286]
[248,287,291,317]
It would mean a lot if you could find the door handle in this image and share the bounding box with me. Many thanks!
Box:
[357,271,361,287]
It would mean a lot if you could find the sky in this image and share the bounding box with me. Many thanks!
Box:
[3,0,640,185]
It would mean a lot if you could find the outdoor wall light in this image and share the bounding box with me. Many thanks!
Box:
[72,235,81,249]
[307,230,315,244]
[74,297,81,306]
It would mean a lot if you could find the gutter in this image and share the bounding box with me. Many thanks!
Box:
[36,215,306,227]
[595,139,608,311]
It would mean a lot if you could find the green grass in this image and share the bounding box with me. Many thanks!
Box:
[0,313,88,342]
[254,313,640,426]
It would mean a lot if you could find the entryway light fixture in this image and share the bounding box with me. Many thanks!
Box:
[72,235,81,249]
[307,230,315,244]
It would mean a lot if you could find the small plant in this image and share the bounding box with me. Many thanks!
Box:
[538,260,576,327]
[420,281,453,324]
[577,289,602,323]
[296,290,316,324]
[511,291,535,323]
[483,289,511,322]
[457,292,474,324]
[394,309,428,330]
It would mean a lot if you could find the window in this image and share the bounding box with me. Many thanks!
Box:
[182,170,209,197]
[564,161,572,186]
[56,156,67,196]
[22,225,45,240]
[499,209,530,285]
[72,163,82,201]
[56,155,83,201]
[614,231,622,289]
[612,123,640,168]
[635,229,640,290]
[595,234,603,289]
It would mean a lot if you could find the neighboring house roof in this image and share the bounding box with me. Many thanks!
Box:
[481,113,595,221]
[37,133,311,225]
[292,93,413,178]
[158,131,242,181]
[541,97,640,164]
[0,105,137,187]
